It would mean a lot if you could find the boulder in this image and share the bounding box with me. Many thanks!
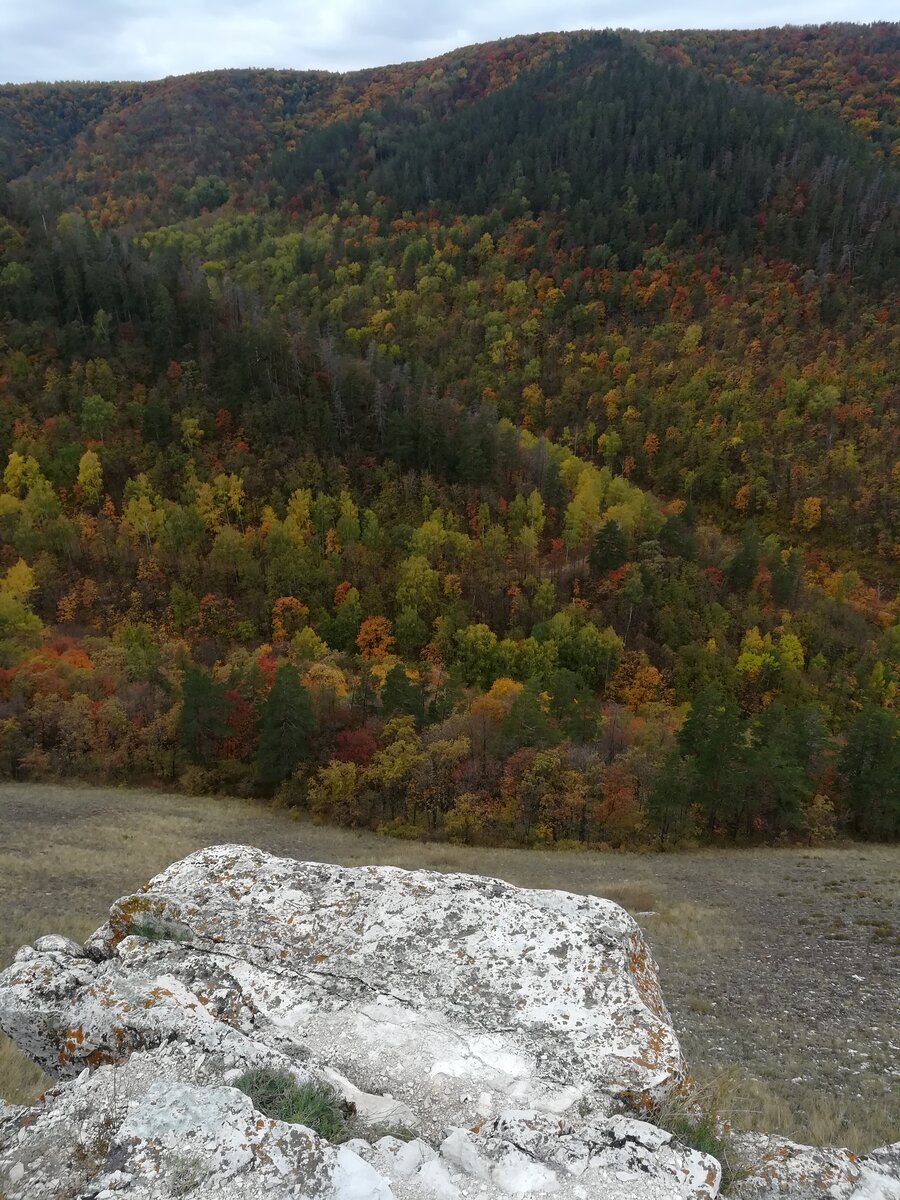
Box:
[0,844,686,1129]
[0,844,897,1199]
[730,1133,900,1200]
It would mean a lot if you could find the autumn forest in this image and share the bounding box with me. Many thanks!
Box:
[0,24,897,845]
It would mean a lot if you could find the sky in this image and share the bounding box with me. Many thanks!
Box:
[0,0,891,84]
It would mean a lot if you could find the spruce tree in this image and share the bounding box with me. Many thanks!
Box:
[589,520,627,573]
[179,665,228,764]
[256,664,315,789]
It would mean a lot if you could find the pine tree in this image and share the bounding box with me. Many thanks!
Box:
[381,663,425,722]
[256,664,315,789]
[589,520,627,573]
[839,706,900,839]
[179,666,228,764]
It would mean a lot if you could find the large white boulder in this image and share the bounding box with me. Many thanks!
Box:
[0,844,686,1128]
[2,845,895,1199]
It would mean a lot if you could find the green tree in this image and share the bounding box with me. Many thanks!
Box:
[503,680,560,750]
[395,606,428,659]
[381,663,425,722]
[726,524,760,593]
[839,706,900,839]
[589,520,627,573]
[179,666,228,764]
[256,664,315,789]
[677,686,747,835]
[80,393,115,440]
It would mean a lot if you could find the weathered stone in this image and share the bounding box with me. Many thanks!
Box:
[440,1110,721,1199]
[731,1133,900,1200]
[1,845,896,1199]
[1,844,686,1130]
[0,1060,391,1200]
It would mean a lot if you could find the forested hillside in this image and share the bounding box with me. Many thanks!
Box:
[0,25,897,844]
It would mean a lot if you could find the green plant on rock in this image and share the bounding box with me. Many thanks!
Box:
[128,920,191,943]
[234,1068,349,1140]
[645,1071,747,1192]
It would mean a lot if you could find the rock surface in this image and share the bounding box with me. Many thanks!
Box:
[0,844,897,1199]
[1,844,685,1123]
[730,1134,900,1200]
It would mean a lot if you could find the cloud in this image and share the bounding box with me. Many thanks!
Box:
[0,0,890,83]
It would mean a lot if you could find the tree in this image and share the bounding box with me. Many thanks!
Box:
[307,761,360,824]
[677,685,747,835]
[839,706,900,839]
[396,555,439,614]
[76,450,103,506]
[272,597,309,644]
[256,664,315,789]
[381,663,425,721]
[647,752,694,843]
[547,668,597,741]
[80,393,115,440]
[395,606,428,658]
[503,680,560,750]
[179,666,228,764]
[590,520,628,573]
[356,615,394,660]
[726,525,760,593]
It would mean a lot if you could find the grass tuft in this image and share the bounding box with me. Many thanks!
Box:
[648,1071,746,1192]
[234,1068,349,1140]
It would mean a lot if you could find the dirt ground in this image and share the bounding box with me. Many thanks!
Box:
[0,782,897,1150]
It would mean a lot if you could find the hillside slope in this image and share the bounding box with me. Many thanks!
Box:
[0,27,897,845]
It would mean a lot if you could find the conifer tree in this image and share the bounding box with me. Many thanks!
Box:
[256,664,315,788]
[179,666,228,764]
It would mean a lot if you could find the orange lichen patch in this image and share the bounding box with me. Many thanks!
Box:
[705,1166,718,1188]
[256,1118,266,1130]
[630,1022,667,1071]
[626,935,667,1020]
[57,1043,116,1070]
[313,953,328,963]
[84,1047,116,1067]
[63,1024,86,1051]
[141,985,175,1009]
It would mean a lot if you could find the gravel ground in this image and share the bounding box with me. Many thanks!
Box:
[0,782,897,1149]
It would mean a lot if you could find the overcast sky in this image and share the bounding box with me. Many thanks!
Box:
[1,0,891,84]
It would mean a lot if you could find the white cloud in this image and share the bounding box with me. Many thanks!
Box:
[0,0,891,83]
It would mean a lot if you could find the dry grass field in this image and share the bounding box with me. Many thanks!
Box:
[0,782,897,1150]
